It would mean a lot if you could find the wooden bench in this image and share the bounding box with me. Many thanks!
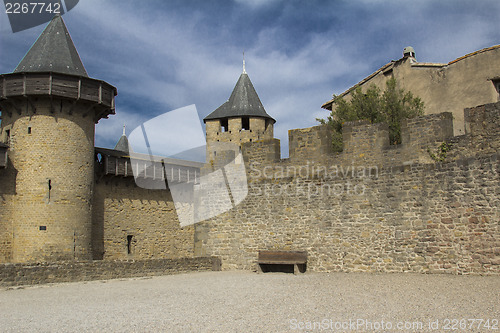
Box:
[257,250,307,274]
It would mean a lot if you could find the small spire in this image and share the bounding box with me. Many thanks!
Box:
[242,51,246,74]
[114,125,131,153]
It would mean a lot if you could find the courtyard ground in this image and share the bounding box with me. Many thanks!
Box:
[0,271,498,332]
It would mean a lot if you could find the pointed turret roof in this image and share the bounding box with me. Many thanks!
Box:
[114,126,131,153]
[204,70,275,123]
[14,15,88,77]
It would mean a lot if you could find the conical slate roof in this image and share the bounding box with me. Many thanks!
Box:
[204,72,275,123]
[114,127,131,153]
[114,135,130,153]
[14,15,88,77]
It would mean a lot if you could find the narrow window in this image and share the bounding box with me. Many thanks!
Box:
[242,117,250,131]
[48,179,52,201]
[39,226,47,231]
[127,235,133,254]
[28,127,31,134]
[220,119,228,132]
[5,129,10,144]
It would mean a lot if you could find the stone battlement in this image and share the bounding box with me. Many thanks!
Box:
[243,102,499,171]
[196,102,500,274]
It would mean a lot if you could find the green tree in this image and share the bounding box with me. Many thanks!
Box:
[318,78,424,151]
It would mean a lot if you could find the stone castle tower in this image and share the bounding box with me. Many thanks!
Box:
[0,15,116,262]
[203,62,275,163]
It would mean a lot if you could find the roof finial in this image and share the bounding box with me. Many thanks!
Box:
[122,124,126,136]
[242,50,246,74]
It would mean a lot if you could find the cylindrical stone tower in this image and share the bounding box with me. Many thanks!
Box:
[0,15,116,262]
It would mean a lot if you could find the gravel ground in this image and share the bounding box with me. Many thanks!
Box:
[0,271,498,332]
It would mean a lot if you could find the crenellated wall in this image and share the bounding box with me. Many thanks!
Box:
[1,101,498,277]
[195,102,500,274]
[285,111,455,168]
[288,125,333,162]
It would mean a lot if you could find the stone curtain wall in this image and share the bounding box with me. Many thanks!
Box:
[445,103,500,161]
[288,125,332,162]
[286,112,454,168]
[195,102,500,274]
[0,257,220,287]
[464,103,500,155]
[92,177,195,260]
[197,156,499,274]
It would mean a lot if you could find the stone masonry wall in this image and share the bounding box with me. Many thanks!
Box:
[0,97,96,263]
[197,156,499,274]
[205,117,273,162]
[289,125,333,162]
[0,160,15,263]
[195,102,500,274]
[92,176,194,260]
[0,257,220,287]
[287,112,454,169]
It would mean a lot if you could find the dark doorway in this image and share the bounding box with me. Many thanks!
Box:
[259,263,307,274]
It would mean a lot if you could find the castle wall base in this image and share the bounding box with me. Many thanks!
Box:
[0,257,220,287]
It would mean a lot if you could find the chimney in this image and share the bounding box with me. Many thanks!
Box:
[403,46,416,59]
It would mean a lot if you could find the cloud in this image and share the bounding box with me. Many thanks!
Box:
[233,0,282,9]
[128,105,205,157]
[95,106,146,149]
[2,0,499,160]
[76,0,500,158]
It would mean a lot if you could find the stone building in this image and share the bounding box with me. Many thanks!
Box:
[321,45,500,135]
[195,101,499,274]
[203,61,275,164]
[0,15,116,262]
[194,46,499,274]
[0,15,197,263]
[0,15,498,276]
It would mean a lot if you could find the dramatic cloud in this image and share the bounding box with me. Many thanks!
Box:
[1,0,499,157]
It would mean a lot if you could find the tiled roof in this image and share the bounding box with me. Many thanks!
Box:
[448,44,500,65]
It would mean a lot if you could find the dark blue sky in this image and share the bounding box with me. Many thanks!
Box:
[1,0,499,156]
